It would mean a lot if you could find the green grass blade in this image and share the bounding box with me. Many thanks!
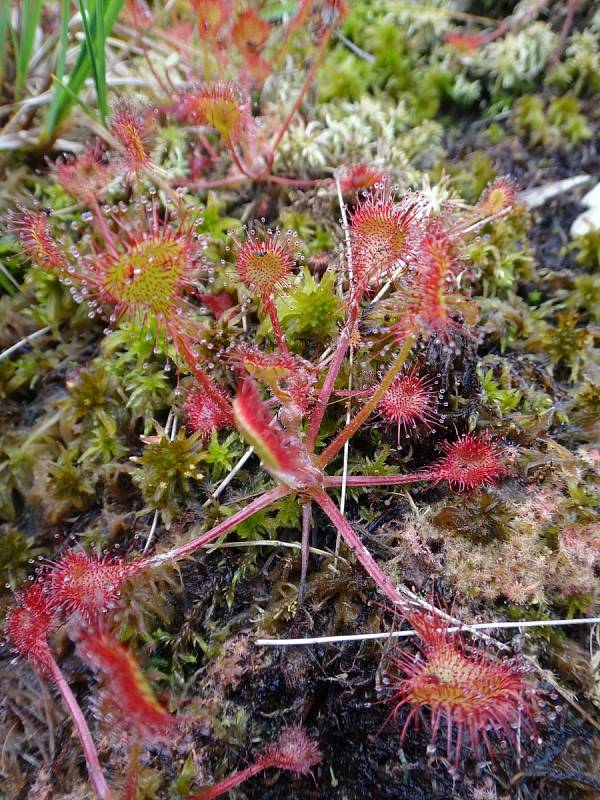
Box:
[95,0,108,123]
[0,260,20,296]
[0,0,10,93]
[77,0,101,111]
[15,0,44,100]
[44,0,124,140]
[54,0,71,87]
[51,72,100,122]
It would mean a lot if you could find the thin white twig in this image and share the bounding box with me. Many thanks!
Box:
[372,270,399,305]
[255,616,600,647]
[143,510,161,555]
[334,169,353,562]
[0,261,21,291]
[202,446,255,508]
[318,345,333,365]
[206,539,345,561]
[335,32,376,63]
[452,206,513,238]
[0,326,51,363]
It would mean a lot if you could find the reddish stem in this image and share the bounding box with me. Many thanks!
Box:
[316,334,415,468]
[197,131,219,162]
[175,174,248,190]
[91,200,118,258]
[186,762,265,800]
[271,0,314,69]
[298,500,312,603]
[141,38,171,97]
[177,173,326,191]
[477,0,548,44]
[225,136,253,178]
[306,305,360,451]
[123,741,141,800]
[47,655,111,800]
[172,332,234,424]
[264,296,289,355]
[310,488,407,608]
[269,26,332,159]
[323,472,432,488]
[551,0,577,64]
[139,485,290,569]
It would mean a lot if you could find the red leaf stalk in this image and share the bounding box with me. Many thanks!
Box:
[316,333,415,468]
[46,654,112,800]
[187,762,264,800]
[310,488,407,608]
[138,485,290,570]
[6,586,110,800]
[172,331,234,425]
[323,473,428,488]
[187,725,321,800]
[305,306,360,451]
[269,20,335,161]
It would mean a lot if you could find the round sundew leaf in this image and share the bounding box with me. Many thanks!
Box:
[102,238,188,316]
[235,233,296,299]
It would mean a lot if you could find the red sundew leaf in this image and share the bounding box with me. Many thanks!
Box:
[232,377,322,490]
[232,8,270,59]
[10,208,69,274]
[444,31,485,52]
[48,551,140,623]
[196,290,236,319]
[77,629,178,743]
[184,385,232,439]
[234,230,297,300]
[386,609,538,767]
[410,220,462,340]
[350,188,423,290]
[7,585,112,800]
[476,176,517,218]
[425,433,509,490]
[260,725,322,775]
[192,0,231,44]
[377,366,440,441]
[340,164,386,195]
[110,98,155,176]
[233,345,316,416]
[5,583,57,674]
[82,202,204,336]
[179,82,244,139]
